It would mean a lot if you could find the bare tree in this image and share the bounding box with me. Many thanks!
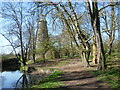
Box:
[101,3,118,55]
[1,2,35,65]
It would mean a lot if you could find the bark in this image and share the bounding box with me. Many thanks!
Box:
[33,39,36,62]
[86,2,106,70]
[92,40,97,64]
[82,50,90,67]
[20,26,26,65]
[42,53,46,63]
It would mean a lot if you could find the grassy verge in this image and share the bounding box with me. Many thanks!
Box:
[31,70,63,88]
[92,52,120,89]
[92,67,120,88]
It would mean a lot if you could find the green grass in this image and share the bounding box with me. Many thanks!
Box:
[35,67,51,69]
[91,52,120,89]
[92,67,120,89]
[31,70,63,88]
[33,81,62,88]
[61,56,68,58]
[53,60,70,66]
[26,60,34,64]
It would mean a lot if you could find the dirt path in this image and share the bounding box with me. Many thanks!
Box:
[49,58,109,88]
[28,58,110,88]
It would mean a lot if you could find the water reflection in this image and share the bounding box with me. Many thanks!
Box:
[2,70,23,88]
[2,70,29,88]
[15,71,29,89]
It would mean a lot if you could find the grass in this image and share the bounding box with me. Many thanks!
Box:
[33,81,62,88]
[31,70,63,88]
[26,60,34,64]
[53,60,70,66]
[35,67,54,70]
[1,54,16,61]
[92,67,120,89]
[92,52,120,89]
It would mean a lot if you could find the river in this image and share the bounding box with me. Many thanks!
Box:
[1,70,30,89]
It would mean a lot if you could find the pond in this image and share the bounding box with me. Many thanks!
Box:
[1,70,30,89]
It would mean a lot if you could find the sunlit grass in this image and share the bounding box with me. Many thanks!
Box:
[53,60,70,66]
[92,52,120,89]
[31,70,63,88]
[26,60,34,64]
[32,81,62,88]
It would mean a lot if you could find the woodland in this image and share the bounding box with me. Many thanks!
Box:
[1,1,120,89]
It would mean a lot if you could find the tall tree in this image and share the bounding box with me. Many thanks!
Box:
[86,1,106,70]
[48,2,91,67]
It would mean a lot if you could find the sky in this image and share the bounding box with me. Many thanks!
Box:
[0,2,13,54]
[0,1,119,54]
[0,2,63,54]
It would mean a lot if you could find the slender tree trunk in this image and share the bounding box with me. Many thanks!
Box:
[43,54,46,63]
[52,2,91,67]
[93,39,97,64]
[20,29,26,66]
[33,34,36,62]
[107,36,114,55]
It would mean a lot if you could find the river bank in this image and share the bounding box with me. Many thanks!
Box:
[2,58,21,71]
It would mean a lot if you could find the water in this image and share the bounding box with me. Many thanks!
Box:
[1,70,29,88]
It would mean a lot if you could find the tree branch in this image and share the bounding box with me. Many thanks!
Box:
[98,2,120,12]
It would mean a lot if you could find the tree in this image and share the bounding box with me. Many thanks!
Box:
[101,3,118,55]
[1,2,36,65]
[86,1,106,70]
[46,2,91,67]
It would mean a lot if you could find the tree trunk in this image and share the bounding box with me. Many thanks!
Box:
[42,54,46,63]
[95,15,106,71]
[33,36,36,63]
[81,43,91,67]
[82,51,90,67]
[86,2,106,71]
[20,30,26,66]
[107,38,113,55]
[93,40,97,64]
